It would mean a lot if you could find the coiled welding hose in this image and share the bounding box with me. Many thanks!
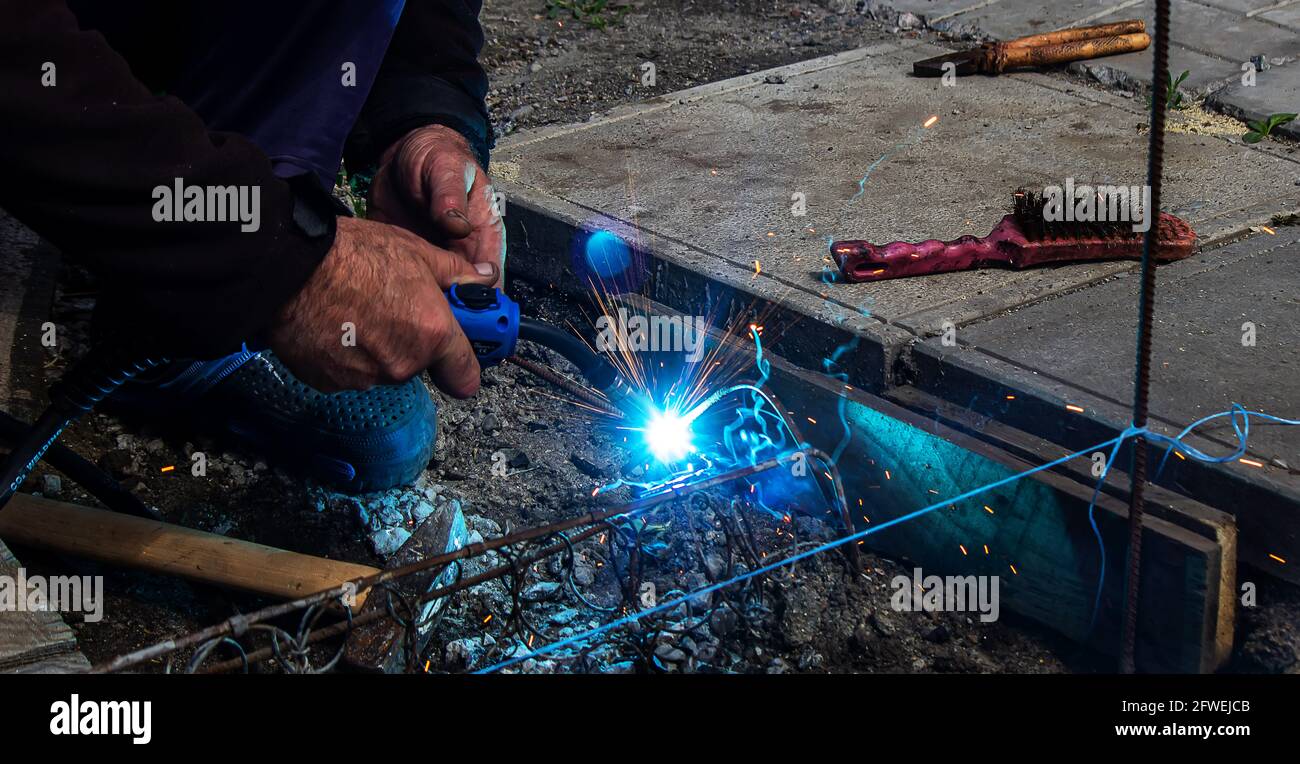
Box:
[0,349,168,514]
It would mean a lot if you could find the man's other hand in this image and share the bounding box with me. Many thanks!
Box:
[270,216,498,395]
[369,124,505,285]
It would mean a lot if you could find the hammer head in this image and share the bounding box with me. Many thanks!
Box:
[343,502,469,673]
[912,50,980,77]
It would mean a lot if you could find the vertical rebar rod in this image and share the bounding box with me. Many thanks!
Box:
[1122,0,1172,674]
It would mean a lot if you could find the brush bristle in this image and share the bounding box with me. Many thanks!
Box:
[1011,188,1144,242]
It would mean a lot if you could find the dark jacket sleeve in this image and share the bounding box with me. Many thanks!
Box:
[0,1,334,358]
[345,0,493,171]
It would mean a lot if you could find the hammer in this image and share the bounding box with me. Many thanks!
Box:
[0,491,468,673]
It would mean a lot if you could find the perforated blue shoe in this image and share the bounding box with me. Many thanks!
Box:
[110,349,437,493]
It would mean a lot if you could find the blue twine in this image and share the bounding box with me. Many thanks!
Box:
[477,405,1296,672]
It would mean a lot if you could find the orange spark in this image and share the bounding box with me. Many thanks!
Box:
[1066,404,1085,413]
[1268,553,1286,564]
[923,115,939,128]
[159,466,175,473]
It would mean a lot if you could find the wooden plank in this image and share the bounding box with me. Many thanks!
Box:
[0,537,88,673]
[768,362,1225,672]
[0,493,381,605]
[886,385,1237,668]
[909,345,1299,586]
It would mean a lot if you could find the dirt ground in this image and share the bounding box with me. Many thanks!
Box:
[6,0,1298,674]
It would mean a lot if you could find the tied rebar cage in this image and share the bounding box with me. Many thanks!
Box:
[96,449,858,675]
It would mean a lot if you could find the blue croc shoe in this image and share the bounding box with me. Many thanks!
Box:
[109,349,437,493]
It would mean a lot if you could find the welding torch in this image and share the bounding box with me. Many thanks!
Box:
[445,283,636,409]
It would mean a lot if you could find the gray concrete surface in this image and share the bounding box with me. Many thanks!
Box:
[1208,61,1300,140]
[496,40,1300,388]
[878,0,1300,100]
[921,228,1299,467]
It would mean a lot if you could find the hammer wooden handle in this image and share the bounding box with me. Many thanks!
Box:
[993,33,1151,72]
[0,492,379,605]
[1004,20,1146,48]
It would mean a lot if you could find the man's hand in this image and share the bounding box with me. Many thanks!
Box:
[269,216,498,395]
[369,124,505,285]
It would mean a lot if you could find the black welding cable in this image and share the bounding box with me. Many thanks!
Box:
[0,349,167,511]
[0,410,159,520]
[518,316,632,405]
[0,405,72,509]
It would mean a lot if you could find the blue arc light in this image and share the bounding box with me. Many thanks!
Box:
[643,410,694,464]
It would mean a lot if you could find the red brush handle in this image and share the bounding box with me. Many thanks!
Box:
[832,213,1196,283]
[832,218,1021,282]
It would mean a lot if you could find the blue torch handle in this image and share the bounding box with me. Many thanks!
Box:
[446,284,519,366]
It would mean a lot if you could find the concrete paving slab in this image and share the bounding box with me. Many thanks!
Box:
[865,0,993,23]
[1092,0,1300,61]
[1068,43,1242,96]
[882,0,1295,95]
[1072,0,1300,96]
[927,0,1142,41]
[1207,61,1300,140]
[1199,0,1300,13]
[1259,2,1300,28]
[929,228,1300,465]
[497,42,1300,389]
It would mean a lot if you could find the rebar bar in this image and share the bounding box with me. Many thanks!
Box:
[1122,0,1171,674]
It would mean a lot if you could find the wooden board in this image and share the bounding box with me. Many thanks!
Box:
[0,537,89,674]
[886,385,1237,668]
